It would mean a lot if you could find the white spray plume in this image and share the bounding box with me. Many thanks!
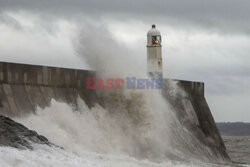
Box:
[75,23,145,78]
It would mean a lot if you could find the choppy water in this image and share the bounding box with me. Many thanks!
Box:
[223,136,250,165]
[0,144,234,167]
[1,136,249,167]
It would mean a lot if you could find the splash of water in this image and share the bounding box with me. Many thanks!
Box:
[16,89,173,161]
[15,85,223,165]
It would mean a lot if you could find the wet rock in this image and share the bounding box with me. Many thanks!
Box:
[0,115,51,149]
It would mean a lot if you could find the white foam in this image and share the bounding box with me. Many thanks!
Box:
[14,87,226,165]
[0,144,227,167]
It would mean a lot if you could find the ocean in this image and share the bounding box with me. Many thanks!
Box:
[223,136,250,165]
[0,136,249,167]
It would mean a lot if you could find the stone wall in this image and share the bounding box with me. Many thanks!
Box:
[0,62,98,117]
[163,79,229,161]
[0,62,95,88]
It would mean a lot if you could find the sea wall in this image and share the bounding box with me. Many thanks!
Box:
[0,61,229,161]
[163,79,229,161]
[0,62,98,116]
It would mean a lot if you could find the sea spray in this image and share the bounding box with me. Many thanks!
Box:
[16,89,174,161]
[15,84,219,164]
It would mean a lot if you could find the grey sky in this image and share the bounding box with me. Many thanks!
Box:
[0,0,249,122]
[0,0,249,33]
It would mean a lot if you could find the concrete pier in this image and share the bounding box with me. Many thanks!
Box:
[0,61,98,116]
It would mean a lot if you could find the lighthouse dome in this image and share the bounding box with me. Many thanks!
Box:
[147,26,161,37]
[147,25,161,46]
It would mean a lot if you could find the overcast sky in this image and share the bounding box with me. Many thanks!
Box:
[0,0,249,122]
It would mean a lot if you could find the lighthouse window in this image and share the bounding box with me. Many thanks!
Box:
[152,36,161,45]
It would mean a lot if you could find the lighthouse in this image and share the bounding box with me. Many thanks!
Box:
[147,25,162,78]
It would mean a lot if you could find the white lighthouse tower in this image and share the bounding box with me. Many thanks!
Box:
[147,25,162,78]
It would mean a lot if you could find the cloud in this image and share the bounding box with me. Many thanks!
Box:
[0,0,249,34]
[0,12,88,68]
[0,1,249,122]
[208,94,250,122]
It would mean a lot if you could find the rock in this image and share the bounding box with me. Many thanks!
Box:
[0,115,51,149]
